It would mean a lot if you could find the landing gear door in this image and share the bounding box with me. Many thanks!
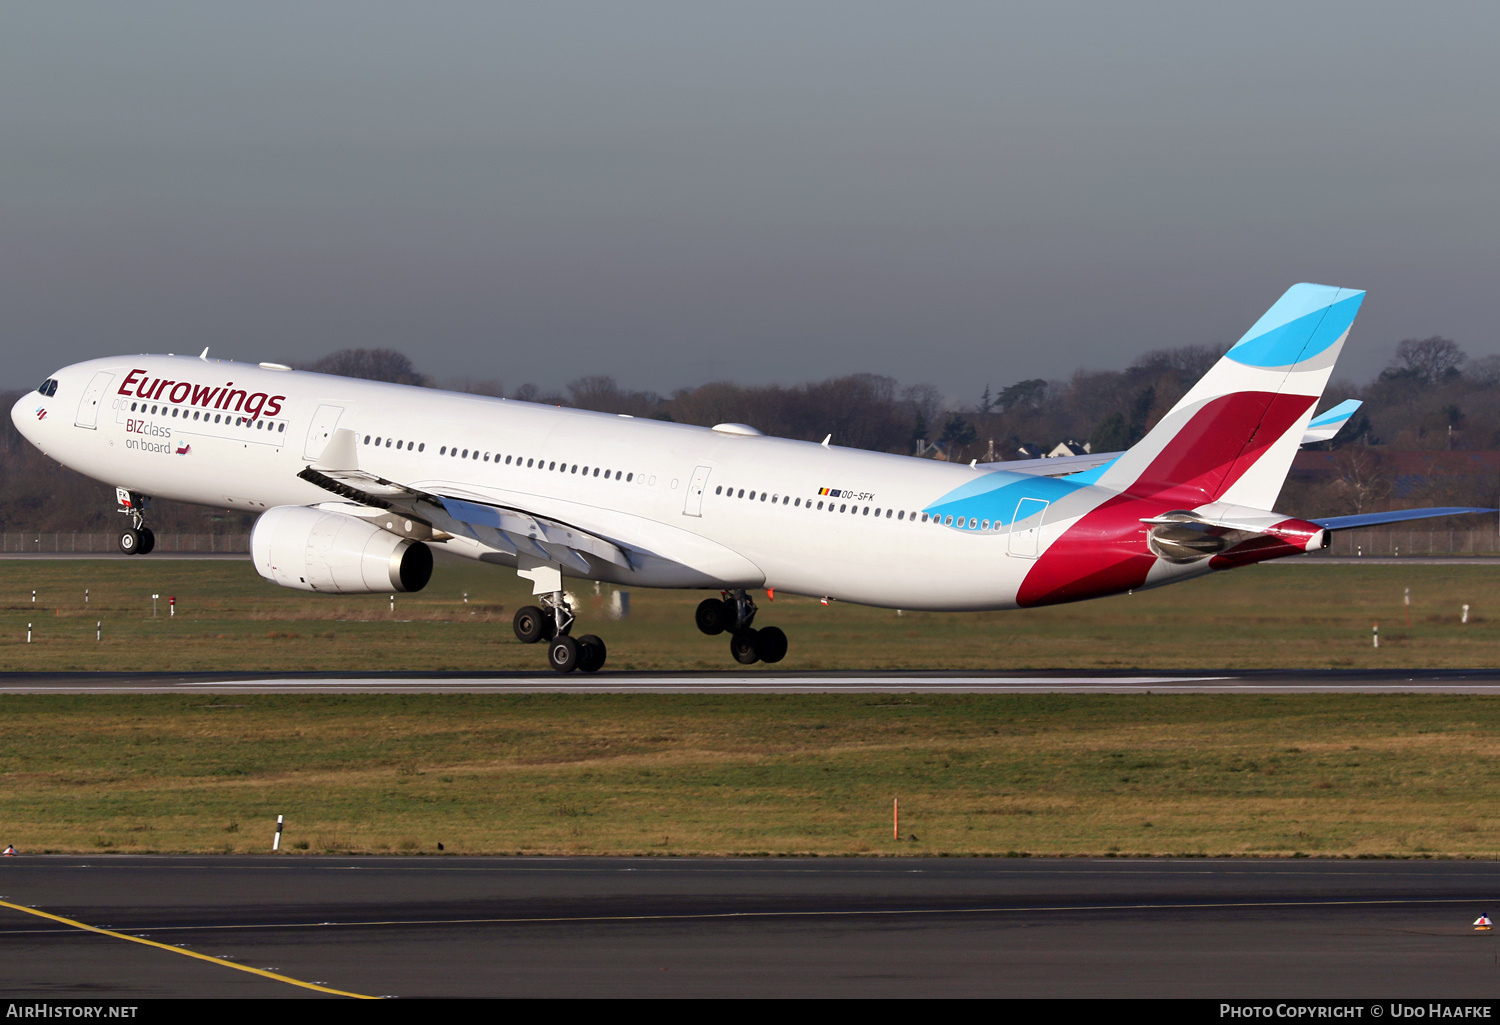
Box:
[683,465,712,517]
[1006,498,1049,559]
[303,405,345,461]
[74,371,114,429]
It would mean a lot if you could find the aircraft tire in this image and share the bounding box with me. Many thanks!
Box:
[118,529,142,555]
[138,528,156,555]
[730,628,761,665]
[755,626,787,664]
[547,634,581,673]
[513,605,550,644]
[695,597,730,635]
[577,634,607,673]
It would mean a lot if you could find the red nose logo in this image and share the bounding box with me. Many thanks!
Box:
[175,444,191,455]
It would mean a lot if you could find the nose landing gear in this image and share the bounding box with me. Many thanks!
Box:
[115,488,155,555]
[697,589,788,665]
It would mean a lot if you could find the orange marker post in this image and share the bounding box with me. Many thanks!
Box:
[893,798,899,840]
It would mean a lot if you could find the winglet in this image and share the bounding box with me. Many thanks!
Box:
[1301,399,1362,446]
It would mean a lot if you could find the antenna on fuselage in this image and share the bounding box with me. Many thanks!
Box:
[199,347,209,361]
[821,435,831,448]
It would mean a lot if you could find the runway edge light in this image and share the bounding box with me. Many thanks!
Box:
[1475,914,1492,931]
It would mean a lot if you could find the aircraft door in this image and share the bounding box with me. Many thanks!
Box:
[1006,498,1049,558]
[683,464,712,517]
[303,404,345,460]
[74,372,114,429]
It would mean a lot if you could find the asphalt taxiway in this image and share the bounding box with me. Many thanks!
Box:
[0,856,1494,998]
[3,668,1500,693]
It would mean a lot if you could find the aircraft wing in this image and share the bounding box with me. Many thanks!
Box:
[297,431,632,573]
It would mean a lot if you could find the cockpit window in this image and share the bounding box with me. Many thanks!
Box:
[37,378,58,397]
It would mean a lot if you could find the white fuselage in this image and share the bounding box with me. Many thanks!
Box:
[13,355,1218,610]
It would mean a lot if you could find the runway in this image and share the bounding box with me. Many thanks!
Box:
[0,856,1494,998]
[5,668,1500,693]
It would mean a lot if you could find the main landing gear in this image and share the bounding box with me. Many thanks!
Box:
[695,589,788,665]
[115,489,155,555]
[513,592,607,674]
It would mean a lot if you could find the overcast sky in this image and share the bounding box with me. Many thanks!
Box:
[4,2,1498,402]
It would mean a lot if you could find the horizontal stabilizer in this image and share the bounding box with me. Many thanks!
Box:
[976,451,1120,478]
[1312,507,1496,531]
[1301,399,1362,446]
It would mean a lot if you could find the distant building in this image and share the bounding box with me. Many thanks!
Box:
[1046,440,1092,458]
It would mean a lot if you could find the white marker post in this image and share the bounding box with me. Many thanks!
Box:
[1405,587,1411,628]
[152,594,158,618]
[169,596,175,618]
[1373,623,1379,649]
[96,621,101,642]
[26,623,31,644]
[389,595,394,613]
[1463,604,1470,624]
[273,814,284,852]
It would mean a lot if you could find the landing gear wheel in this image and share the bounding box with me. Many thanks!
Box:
[138,528,156,555]
[118,529,142,555]
[577,634,607,673]
[730,628,761,665]
[695,597,733,635]
[548,634,581,673]
[513,605,552,644]
[756,626,787,664]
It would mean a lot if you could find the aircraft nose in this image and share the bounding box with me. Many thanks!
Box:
[12,389,44,445]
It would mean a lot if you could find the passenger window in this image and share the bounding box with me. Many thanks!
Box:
[280,423,286,433]
[794,498,800,507]
[626,473,633,482]
[886,509,892,518]
[593,468,599,477]
[762,493,768,502]
[716,486,722,495]
[418,443,425,452]
[440,446,447,455]
[749,491,756,500]
[816,501,823,510]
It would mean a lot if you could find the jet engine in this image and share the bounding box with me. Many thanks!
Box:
[251,505,433,594]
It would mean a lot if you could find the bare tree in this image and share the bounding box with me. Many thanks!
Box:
[1390,336,1465,385]
[301,348,428,386]
[1329,448,1393,513]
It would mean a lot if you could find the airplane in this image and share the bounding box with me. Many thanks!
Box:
[11,283,1492,673]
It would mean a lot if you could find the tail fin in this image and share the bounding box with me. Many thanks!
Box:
[1092,283,1364,509]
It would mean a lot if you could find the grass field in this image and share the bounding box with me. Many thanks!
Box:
[0,558,1497,857]
[0,692,1496,857]
[0,556,1497,671]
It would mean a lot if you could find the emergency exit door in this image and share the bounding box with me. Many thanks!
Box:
[683,465,712,516]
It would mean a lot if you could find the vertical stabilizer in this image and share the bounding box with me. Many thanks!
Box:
[1092,283,1364,509]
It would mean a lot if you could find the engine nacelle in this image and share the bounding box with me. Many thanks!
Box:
[251,505,433,594]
